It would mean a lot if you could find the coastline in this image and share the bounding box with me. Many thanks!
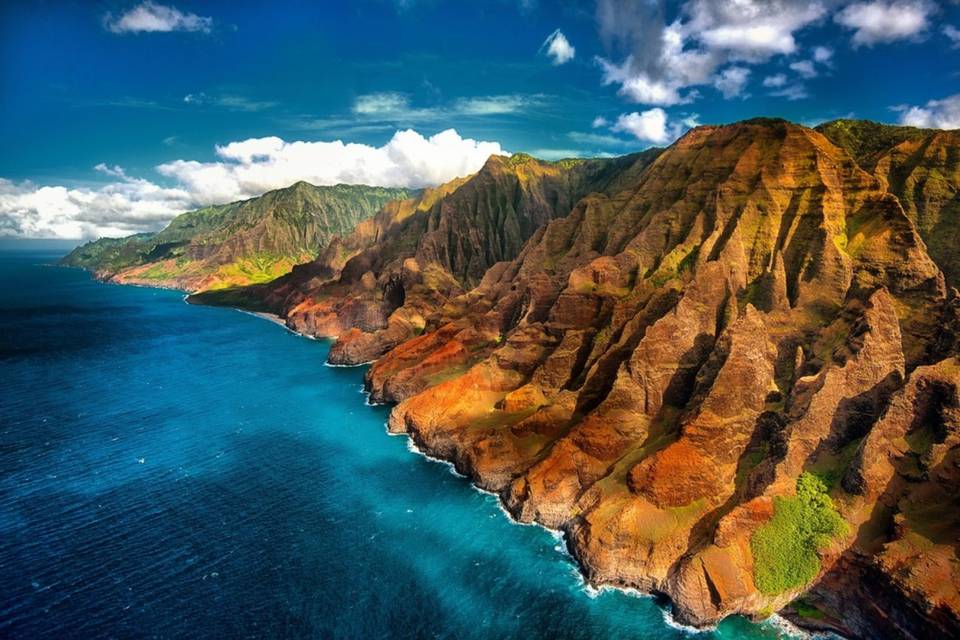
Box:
[72,267,837,640]
[389,402,831,640]
[367,382,833,640]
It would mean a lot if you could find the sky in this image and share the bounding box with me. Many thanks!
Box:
[1,0,959,239]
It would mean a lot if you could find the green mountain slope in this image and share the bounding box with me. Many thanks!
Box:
[817,119,960,286]
[61,182,412,291]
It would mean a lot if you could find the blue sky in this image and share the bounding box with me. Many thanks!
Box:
[1,0,959,238]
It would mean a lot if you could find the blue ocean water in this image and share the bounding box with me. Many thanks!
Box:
[0,246,803,639]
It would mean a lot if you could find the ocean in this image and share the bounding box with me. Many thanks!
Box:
[0,245,803,639]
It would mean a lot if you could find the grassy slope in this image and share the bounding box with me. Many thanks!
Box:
[62,182,411,290]
[815,119,930,170]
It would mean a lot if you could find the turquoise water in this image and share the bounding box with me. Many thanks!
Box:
[0,247,802,639]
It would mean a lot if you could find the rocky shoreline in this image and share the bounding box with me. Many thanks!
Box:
[377,378,830,639]
[225,292,846,639]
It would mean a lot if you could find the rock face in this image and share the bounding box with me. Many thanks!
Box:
[207,151,655,364]
[61,182,411,292]
[151,119,960,638]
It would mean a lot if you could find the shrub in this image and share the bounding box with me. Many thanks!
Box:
[751,473,848,594]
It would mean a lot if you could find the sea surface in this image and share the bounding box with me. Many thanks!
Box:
[0,245,804,639]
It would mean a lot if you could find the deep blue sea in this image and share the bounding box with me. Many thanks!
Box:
[0,245,803,639]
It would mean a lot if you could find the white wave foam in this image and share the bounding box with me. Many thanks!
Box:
[324,359,375,368]
[366,367,814,639]
[765,613,840,639]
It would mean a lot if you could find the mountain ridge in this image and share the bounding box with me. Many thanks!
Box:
[61,181,413,291]
[72,118,960,639]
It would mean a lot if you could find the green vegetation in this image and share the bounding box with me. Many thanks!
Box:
[59,233,156,273]
[806,438,863,490]
[61,182,411,289]
[791,598,826,620]
[751,473,848,595]
[815,119,928,169]
[735,443,768,489]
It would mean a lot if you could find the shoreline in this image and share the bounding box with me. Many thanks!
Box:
[389,408,832,639]
[215,286,841,640]
[73,268,839,640]
[364,380,834,640]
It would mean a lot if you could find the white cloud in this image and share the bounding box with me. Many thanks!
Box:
[613,110,670,144]
[454,95,539,115]
[160,129,505,204]
[611,109,698,145]
[353,92,410,115]
[1,129,506,239]
[835,1,935,46]
[896,94,960,129]
[0,176,192,240]
[763,73,788,87]
[347,92,543,121]
[712,66,750,99]
[183,93,276,112]
[594,0,827,106]
[542,29,576,65]
[591,116,609,128]
[944,25,960,47]
[789,60,818,79]
[94,163,128,179]
[771,83,809,100]
[598,56,695,106]
[813,45,833,62]
[104,2,212,34]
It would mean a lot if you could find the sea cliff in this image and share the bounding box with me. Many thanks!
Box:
[74,118,960,639]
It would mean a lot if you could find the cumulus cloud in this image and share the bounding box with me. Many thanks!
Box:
[598,56,695,106]
[541,29,576,65]
[0,176,192,240]
[835,1,936,46]
[591,116,609,128]
[104,2,212,34]
[595,0,827,106]
[1,129,506,239]
[712,66,750,99]
[611,109,699,145]
[896,94,960,129]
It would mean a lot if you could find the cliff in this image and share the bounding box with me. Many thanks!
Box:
[82,119,960,638]
[61,182,411,291]
[193,151,655,364]
[369,120,958,638]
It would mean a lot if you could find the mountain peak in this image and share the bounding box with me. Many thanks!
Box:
[285,180,317,193]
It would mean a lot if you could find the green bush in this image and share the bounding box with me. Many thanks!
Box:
[751,473,848,594]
